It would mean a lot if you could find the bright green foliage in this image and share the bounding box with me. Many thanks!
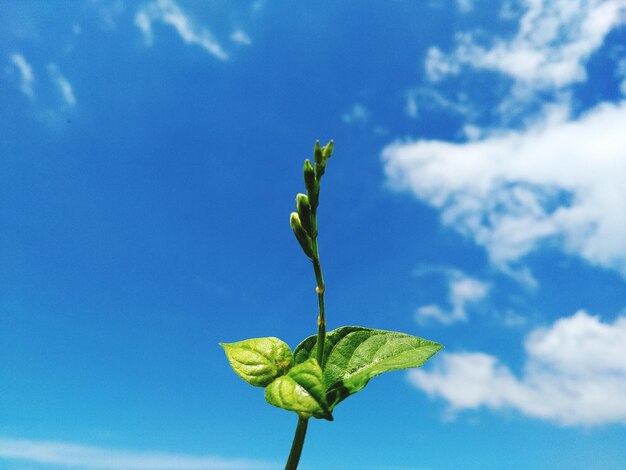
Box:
[221,327,442,417]
[220,140,442,469]
[294,327,442,410]
[265,358,333,421]
[220,337,293,387]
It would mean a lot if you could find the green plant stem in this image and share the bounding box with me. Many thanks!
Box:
[284,211,326,470]
[312,243,326,367]
[285,416,309,470]
[310,202,327,367]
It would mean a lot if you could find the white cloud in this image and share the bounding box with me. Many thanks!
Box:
[426,0,626,90]
[88,0,125,30]
[231,29,252,46]
[342,103,370,124]
[10,53,35,99]
[135,0,228,60]
[456,0,474,13]
[409,310,626,426]
[405,88,473,119]
[462,124,481,141]
[499,309,528,328]
[416,269,489,325]
[0,437,276,470]
[48,64,76,106]
[425,47,460,82]
[8,55,76,124]
[383,101,626,280]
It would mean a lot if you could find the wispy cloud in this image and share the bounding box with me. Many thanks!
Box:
[456,0,474,14]
[135,0,228,60]
[384,101,626,281]
[388,2,626,283]
[342,103,370,124]
[426,0,626,90]
[405,88,473,120]
[424,47,459,83]
[230,29,252,46]
[7,54,76,127]
[88,0,125,30]
[415,269,489,325]
[420,0,626,127]
[0,437,277,470]
[410,311,626,426]
[10,53,35,99]
[48,64,76,106]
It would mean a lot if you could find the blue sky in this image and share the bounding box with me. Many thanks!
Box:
[1,1,626,469]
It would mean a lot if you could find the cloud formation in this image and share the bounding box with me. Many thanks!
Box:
[7,54,76,126]
[135,0,228,60]
[410,311,626,426]
[384,101,626,280]
[48,64,76,106]
[456,0,474,14]
[10,53,35,99]
[230,29,251,46]
[405,88,473,120]
[0,437,275,470]
[419,0,626,127]
[416,269,489,324]
[426,0,626,90]
[89,0,125,30]
[342,103,370,124]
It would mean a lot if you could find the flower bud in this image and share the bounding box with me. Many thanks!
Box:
[322,140,334,159]
[303,159,319,208]
[314,140,324,165]
[290,212,314,258]
[296,193,316,237]
[304,159,315,190]
[315,140,333,177]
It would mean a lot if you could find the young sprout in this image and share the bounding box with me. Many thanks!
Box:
[221,140,442,469]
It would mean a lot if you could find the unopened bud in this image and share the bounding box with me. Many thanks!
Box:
[303,159,319,208]
[296,193,315,237]
[315,140,333,177]
[314,140,324,165]
[290,212,314,258]
[304,159,315,190]
[322,140,334,159]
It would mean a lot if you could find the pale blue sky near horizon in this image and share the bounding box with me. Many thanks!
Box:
[1,1,626,469]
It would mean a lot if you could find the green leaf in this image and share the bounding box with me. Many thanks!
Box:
[265,358,333,421]
[220,337,293,387]
[294,326,442,409]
